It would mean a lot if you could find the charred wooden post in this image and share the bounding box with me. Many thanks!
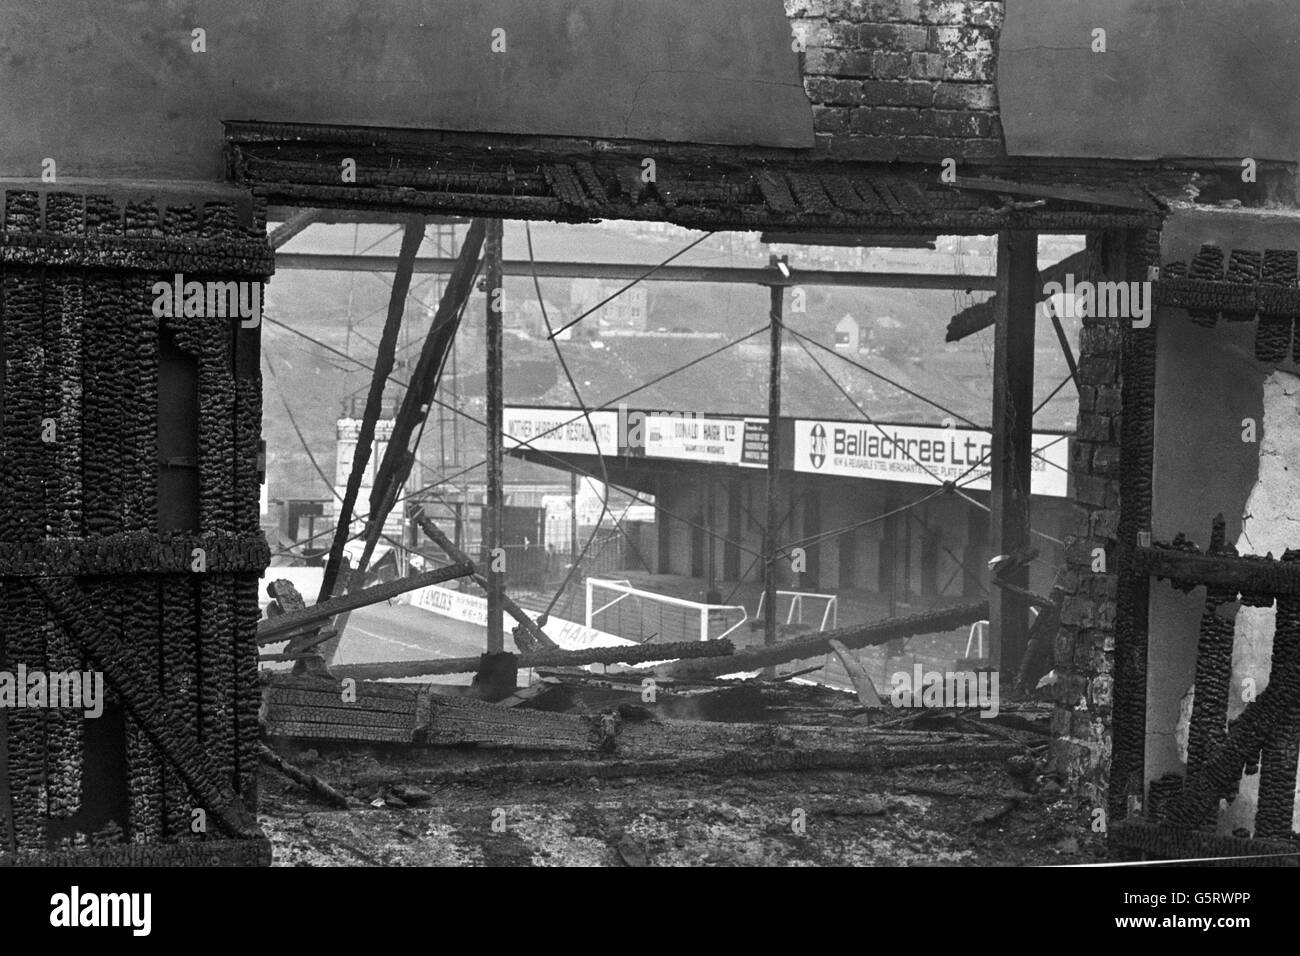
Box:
[313,218,425,670]
[1185,518,1237,782]
[1255,548,1300,840]
[257,562,474,644]
[989,231,1037,676]
[485,218,506,654]
[1108,228,1158,828]
[257,744,351,809]
[1163,617,1300,829]
[356,219,486,576]
[764,256,786,657]
[329,637,736,680]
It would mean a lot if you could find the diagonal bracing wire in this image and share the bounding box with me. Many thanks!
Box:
[790,324,1070,477]
[262,313,768,556]
[525,220,616,619]
[793,332,1067,551]
[264,314,767,467]
[547,230,717,339]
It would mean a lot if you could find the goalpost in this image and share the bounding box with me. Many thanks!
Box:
[585,578,749,645]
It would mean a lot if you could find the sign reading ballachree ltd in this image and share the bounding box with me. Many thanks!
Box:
[793,420,1069,498]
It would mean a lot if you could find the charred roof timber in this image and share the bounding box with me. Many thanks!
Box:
[225,123,1168,235]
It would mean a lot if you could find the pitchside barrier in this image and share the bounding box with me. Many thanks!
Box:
[409,580,634,653]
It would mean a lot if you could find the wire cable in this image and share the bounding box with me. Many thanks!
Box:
[547,230,716,339]
[526,222,617,619]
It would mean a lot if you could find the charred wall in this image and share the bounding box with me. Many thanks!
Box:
[0,185,272,864]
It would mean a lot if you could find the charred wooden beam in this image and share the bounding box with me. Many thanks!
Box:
[485,218,505,654]
[946,249,1089,342]
[651,601,988,681]
[348,738,1023,787]
[34,579,261,839]
[1257,551,1300,838]
[764,262,784,656]
[1109,820,1300,866]
[0,706,14,853]
[1048,305,1080,390]
[952,177,1158,212]
[262,675,1026,766]
[357,220,486,576]
[328,637,735,681]
[989,230,1037,676]
[257,743,351,808]
[267,208,321,249]
[828,638,882,706]
[256,562,474,644]
[1136,545,1300,597]
[316,219,425,608]
[409,506,557,652]
[1185,518,1238,794]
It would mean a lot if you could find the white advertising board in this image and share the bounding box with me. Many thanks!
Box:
[792,419,1069,498]
[644,414,745,465]
[410,583,634,650]
[503,407,618,455]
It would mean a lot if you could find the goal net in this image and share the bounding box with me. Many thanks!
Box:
[585,578,748,645]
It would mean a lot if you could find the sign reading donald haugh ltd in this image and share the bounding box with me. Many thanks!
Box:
[793,420,1069,498]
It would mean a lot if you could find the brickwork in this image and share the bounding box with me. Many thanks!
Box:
[786,0,1005,162]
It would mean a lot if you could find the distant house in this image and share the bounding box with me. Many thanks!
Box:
[834,314,860,351]
[570,278,649,332]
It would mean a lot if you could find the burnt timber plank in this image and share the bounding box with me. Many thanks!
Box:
[316,219,424,607]
[410,507,556,651]
[421,697,1027,762]
[34,578,260,839]
[262,722,415,744]
[256,562,473,643]
[1,839,272,868]
[357,221,487,577]
[953,176,1157,212]
[329,637,735,680]
[351,738,1024,788]
[267,673,417,700]
[651,602,987,681]
[1136,546,1300,598]
[263,688,417,715]
[946,250,1091,342]
[265,705,416,731]
[1110,820,1300,866]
